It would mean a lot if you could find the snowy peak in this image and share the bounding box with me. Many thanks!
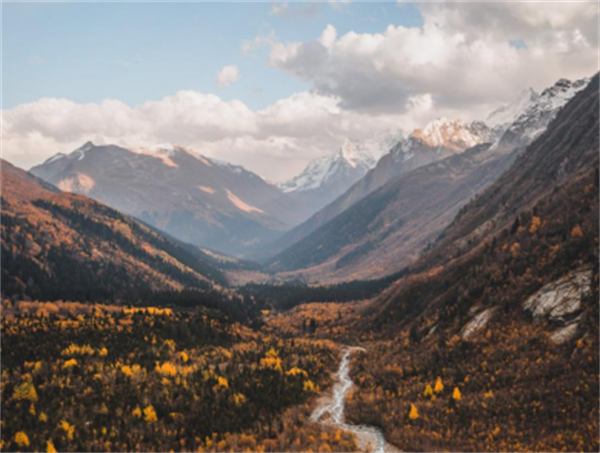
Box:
[487,88,539,131]
[280,132,402,194]
[411,118,492,152]
[501,76,591,145]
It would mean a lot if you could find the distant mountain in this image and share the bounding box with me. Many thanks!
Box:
[265,76,592,280]
[261,118,495,261]
[279,131,404,217]
[1,159,230,302]
[30,143,307,256]
[280,138,376,194]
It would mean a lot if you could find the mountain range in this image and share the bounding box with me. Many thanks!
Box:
[370,72,598,331]
[262,76,591,280]
[21,75,592,284]
[1,160,232,302]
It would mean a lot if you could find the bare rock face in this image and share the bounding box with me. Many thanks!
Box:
[523,267,592,344]
[523,267,592,322]
[461,307,498,340]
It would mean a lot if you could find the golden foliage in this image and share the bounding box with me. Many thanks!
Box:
[434,377,444,393]
[14,432,30,448]
[408,403,419,420]
[452,387,462,401]
[12,380,38,402]
[143,405,158,423]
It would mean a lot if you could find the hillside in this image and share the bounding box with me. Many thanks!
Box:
[343,74,599,452]
[260,78,589,264]
[262,119,496,261]
[268,143,517,281]
[29,143,307,256]
[1,160,230,302]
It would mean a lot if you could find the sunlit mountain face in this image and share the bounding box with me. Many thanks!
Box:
[1,2,598,452]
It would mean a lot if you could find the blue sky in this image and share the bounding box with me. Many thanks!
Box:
[3,1,423,110]
[2,1,596,179]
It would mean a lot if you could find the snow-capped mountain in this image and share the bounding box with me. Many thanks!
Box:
[487,88,539,133]
[262,118,495,260]
[271,131,404,226]
[385,118,494,172]
[30,142,311,256]
[494,77,590,149]
[280,138,374,193]
[410,118,494,152]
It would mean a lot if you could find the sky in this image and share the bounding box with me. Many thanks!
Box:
[2,1,598,181]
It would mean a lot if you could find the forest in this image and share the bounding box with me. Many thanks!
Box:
[0,301,357,452]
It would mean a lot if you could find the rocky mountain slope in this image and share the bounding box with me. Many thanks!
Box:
[268,142,516,281]
[263,77,591,276]
[261,118,495,260]
[30,143,306,256]
[494,77,590,150]
[367,71,599,337]
[1,160,230,301]
[343,74,599,453]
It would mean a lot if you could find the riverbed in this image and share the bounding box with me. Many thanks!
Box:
[311,346,399,453]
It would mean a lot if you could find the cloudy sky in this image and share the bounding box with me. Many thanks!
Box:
[2,1,598,181]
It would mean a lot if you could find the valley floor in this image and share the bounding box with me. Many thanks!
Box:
[1,298,598,452]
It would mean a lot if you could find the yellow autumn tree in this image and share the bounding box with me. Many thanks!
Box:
[144,405,158,423]
[15,432,30,448]
[303,380,316,393]
[13,380,38,402]
[434,377,444,393]
[217,376,229,389]
[156,362,177,377]
[59,419,75,440]
[408,403,419,420]
[529,216,541,234]
[453,387,462,401]
[423,384,434,399]
[46,439,57,453]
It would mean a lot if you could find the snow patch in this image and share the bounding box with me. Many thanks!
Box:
[57,173,96,194]
[198,185,215,194]
[225,190,264,214]
[279,130,403,193]
[44,153,66,164]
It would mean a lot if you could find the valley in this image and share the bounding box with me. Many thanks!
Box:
[1,73,598,453]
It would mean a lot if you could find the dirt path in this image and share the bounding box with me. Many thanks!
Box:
[311,346,400,453]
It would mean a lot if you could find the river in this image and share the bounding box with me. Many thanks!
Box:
[311,346,398,453]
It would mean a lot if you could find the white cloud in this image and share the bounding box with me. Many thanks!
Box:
[269,2,597,118]
[242,31,278,55]
[216,65,241,88]
[270,2,288,16]
[3,2,597,182]
[2,90,413,181]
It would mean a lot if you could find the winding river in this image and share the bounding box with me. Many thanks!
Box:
[311,347,397,453]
